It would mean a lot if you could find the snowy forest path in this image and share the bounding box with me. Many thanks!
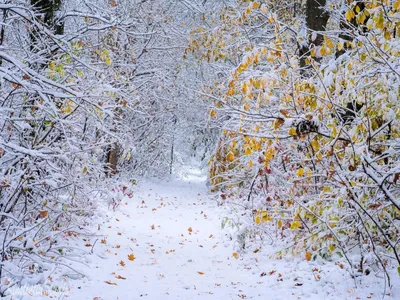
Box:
[67,171,265,299]
[65,170,393,300]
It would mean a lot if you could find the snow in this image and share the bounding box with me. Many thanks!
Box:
[4,171,399,299]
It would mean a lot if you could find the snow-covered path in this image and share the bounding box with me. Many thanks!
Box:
[68,174,268,299]
[66,172,398,300]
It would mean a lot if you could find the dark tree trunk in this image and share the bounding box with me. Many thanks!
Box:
[299,0,330,72]
[107,144,119,176]
[31,0,64,34]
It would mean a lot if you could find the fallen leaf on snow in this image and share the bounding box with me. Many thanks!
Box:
[105,281,117,285]
[232,252,239,259]
[197,271,205,275]
[305,251,312,261]
[120,260,125,266]
[115,275,126,280]
[188,227,193,233]
[128,254,136,261]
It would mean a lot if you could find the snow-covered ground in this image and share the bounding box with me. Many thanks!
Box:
[8,169,398,299]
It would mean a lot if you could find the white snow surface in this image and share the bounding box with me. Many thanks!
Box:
[8,168,399,299]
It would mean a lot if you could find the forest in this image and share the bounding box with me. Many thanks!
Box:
[0,0,399,299]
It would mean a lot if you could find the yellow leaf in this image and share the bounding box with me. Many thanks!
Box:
[277,219,282,229]
[288,127,297,136]
[209,109,217,118]
[329,244,335,252]
[255,215,261,224]
[248,160,253,167]
[311,139,320,151]
[273,118,284,130]
[296,168,304,177]
[290,221,301,230]
[395,0,400,11]
[244,145,252,156]
[232,252,239,259]
[128,254,136,261]
[345,9,355,22]
[49,61,56,71]
[105,57,111,66]
[264,148,275,161]
[226,152,235,162]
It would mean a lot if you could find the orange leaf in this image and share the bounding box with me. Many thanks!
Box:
[105,281,117,285]
[119,260,125,267]
[188,227,193,233]
[197,271,205,275]
[232,252,239,259]
[115,275,126,280]
[305,251,312,261]
[128,254,136,261]
[39,210,48,218]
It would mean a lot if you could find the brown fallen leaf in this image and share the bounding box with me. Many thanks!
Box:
[117,232,122,236]
[120,260,125,267]
[188,227,193,233]
[105,281,117,285]
[295,283,303,286]
[128,254,136,261]
[151,224,155,230]
[198,271,205,275]
[115,275,126,280]
[209,234,213,238]
[115,245,121,249]
[85,243,92,247]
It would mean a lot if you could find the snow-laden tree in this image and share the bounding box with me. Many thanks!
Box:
[191,0,400,285]
[0,0,212,294]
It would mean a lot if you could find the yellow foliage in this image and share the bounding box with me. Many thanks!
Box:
[345,9,355,22]
[290,221,301,230]
[226,152,235,162]
[296,168,304,177]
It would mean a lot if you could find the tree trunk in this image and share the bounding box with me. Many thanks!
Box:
[31,0,64,34]
[299,0,329,72]
[107,144,119,176]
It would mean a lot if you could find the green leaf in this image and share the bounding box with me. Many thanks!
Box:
[397,266,400,276]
